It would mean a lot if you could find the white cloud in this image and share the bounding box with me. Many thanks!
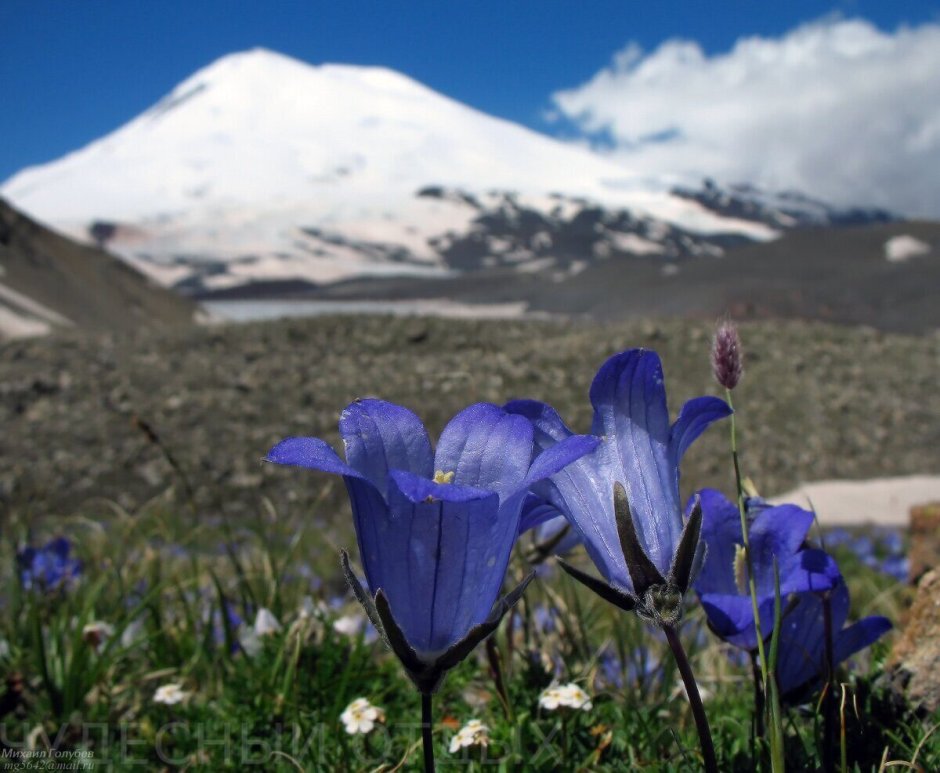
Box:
[551,18,940,217]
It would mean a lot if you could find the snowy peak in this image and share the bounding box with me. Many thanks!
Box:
[0,49,893,295]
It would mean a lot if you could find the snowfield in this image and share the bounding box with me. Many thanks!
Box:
[1,49,782,291]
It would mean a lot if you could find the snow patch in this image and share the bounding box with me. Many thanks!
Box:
[0,48,788,290]
[884,234,931,263]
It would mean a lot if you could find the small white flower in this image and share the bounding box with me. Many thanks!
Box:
[120,618,146,649]
[153,683,189,705]
[672,679,712,704]
[333,613,364,637]
[254,607,282,637]
[538,683,593,712]
[239,628,262,657]
[298,596,318,619]
[340,697,385,735]
[449,719,490,753]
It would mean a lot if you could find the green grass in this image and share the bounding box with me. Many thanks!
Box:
[2,316,938,770]
[1,491,936,772]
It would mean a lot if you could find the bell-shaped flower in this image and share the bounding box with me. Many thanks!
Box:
[506,348,731,624]
[17,537,82,592]
[266,399,597,692]
[775,577,890,699]
[693,488,842,650]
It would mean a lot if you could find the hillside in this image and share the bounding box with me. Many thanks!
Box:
[304,220,940,334]
[1,315,936,528]
[0,198,199,339]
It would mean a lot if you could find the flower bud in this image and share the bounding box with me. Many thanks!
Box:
[711,321,743,390]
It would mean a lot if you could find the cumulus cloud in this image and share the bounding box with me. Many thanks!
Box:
[551,18,940,217]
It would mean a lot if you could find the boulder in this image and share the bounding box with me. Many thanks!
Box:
[908,502,940,584]
[887,568,940,712]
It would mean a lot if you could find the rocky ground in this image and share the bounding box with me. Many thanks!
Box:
[0,315,937,537]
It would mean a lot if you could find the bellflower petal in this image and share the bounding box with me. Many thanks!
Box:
[522,434,601,490]
[589,350,680,575]
[701,593,775,649]
[387,469,494,504]
[544,450,630,589]
[506,398,629,584]
[833,616,892,666]
[775,581,891,698]
[265,436,363,479]
[670,396,734,464]
[693,488,743,595]
[519,494,564,533]
[435,403,533,498]
[777,549,841,596]
[749,505,818,594]
[339,399,433,491]
[344,477,398,608]
[504,399,575,444]
[385,473,506,656]
[695,489,837,651]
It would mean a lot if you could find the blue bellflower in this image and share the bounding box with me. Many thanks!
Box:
[693,488,841,650]
[506,348,731,622]
[17,537,82,592]
[266,399,597,691]
[775,578,891,699]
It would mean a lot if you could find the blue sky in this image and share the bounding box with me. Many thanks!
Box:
[2,0,939,213]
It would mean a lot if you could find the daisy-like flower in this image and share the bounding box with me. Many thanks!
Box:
[153,683,189,705]
[340,698,385,735]
[538,683,593,712]
[240,607,283,656]
[449,719,490,753]
[333,613,365,637]
[254,607,282,636]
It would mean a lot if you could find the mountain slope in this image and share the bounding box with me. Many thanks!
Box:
[308,221,940,334]
[1,49,789,292]
[0,198,199,338]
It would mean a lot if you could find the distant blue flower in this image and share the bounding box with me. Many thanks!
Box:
[694,489,841,650]
[850,535,876,562]
[266,399,597,688]
[506,349,731,618]
[825,528,853,548]
[17,537,82,592]
[210,602,243,652]
[877,529,904,556]
[596,647,627,690]
[879,555,909,583]
[775,578,891,698]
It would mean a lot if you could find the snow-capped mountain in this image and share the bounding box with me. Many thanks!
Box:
[0,49,894,295]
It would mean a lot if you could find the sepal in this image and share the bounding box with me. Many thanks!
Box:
[374,590,426,675]
[668,495,704,594]
[614,482,666,594]
[434,571,534,673]
[341,550,386,641]
[558,558,638,613]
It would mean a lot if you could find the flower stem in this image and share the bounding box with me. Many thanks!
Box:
[822,597,837,773]
[726,390,782,763]
[663,624,717,773]
[750,651,766,746]
[421,692,435,773]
